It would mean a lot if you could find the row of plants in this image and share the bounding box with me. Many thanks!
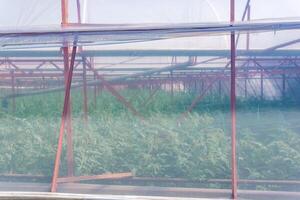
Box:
[0,89,299,184]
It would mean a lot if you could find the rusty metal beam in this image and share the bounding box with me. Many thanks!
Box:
[177,77,218,122]
[61,0,68,26]
[50,44,77,192]
[86,59,144,119]
[230,0,238,199]
[82,57,88,123]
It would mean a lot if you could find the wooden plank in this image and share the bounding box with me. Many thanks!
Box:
[57,172,133,183]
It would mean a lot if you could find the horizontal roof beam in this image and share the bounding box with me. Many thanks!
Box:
[1,50,300,57]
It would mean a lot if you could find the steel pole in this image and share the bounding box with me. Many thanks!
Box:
[51,45,77,192]
[260,68,264,100]
[218,80,222,98]
[63,47,74,177]
[61,0,74,178]
[82,57,88,123]
[246,3,250,50]
[282,73,286,100]
[245,78,248,98]
[61,0,68,25]
[230,0,238,199]
[11,70,15,113]
[76,0,82,23]
[171,70,174,97]
[93,61,97,108]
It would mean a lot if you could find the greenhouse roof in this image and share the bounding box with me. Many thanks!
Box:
[0,0,300,51]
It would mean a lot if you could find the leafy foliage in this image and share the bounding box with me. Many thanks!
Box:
[0,89,300,184]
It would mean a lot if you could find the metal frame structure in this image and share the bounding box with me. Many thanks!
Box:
[1,0,300,199]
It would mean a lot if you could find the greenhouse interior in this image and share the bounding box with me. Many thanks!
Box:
[1,0,300,199]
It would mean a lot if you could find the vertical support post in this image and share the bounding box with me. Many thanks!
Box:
[170,70,174,98]
[82,57,88,123]
[61,0,74,178]
[282,73,286,100]
[148,75,151,92]
[11,70,16,113]
[189,78,192,93]
[245,0,251,98]
[42,76,45,89]
[51,45,77,192]
[260,68,264,101]
[61,0,68,25]
[245,77,248,98]
[76,0,82,23]
[64,48,74,178]
[90,57,97,108]
[218,80,222,98]
[94,73,97,108]
[245,2,250,100]
[77,0,87,122]
[193,78,196,93]
[246,2,250,50]
[16,79,19,94]
[230,0,238,199]
[201,79,204,93]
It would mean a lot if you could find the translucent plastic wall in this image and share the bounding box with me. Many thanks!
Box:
[1,0,300,198]
[1,31,300,197]
[235,34,300,193]
[0,53,232,195]
[1,0,300,26]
